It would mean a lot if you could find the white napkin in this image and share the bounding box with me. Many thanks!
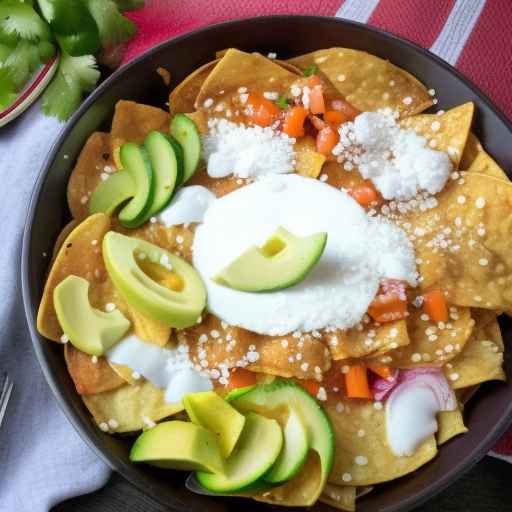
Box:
[0,104,111,511]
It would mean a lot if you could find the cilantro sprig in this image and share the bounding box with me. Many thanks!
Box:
[0,0,144,121]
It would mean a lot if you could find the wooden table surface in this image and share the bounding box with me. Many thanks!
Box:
[52,456,512,512]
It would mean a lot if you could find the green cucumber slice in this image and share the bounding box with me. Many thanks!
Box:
[118,143,154,228]
[143,131,182,217]
[167,135,185,185]
[196,412,283,493]
[225,385,256,402]
[89,171,135,215]
[263,408,309,484]
[169,114,201,182]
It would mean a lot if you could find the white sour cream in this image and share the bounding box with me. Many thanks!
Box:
[106,335,212,403]
[158,186,216,227]
[193,174,417,336]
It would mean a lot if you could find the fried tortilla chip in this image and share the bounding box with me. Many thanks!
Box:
[319,484,357,512]
[460,132,483,169]
[295,135,326,179]
[326,400,437,486]
[111,100,170,145]
[82,380,183,433]
[445,310,505,389]
[367,306,474,368]
[399,103,474,168]
[52,220,78,261]
[456,385,480,405]
[404,173,512,311]
[67,132,114,221]
[437,408,468,445]
[287,48,432,117]
[64,344,125,395]
[108,361,141,385]
[467,150,509,181]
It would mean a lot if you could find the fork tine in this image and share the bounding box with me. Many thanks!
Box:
[0,374,13,428]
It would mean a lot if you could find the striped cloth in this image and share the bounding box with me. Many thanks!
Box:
[123,0,512,457]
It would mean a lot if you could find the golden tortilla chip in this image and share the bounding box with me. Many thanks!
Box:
[67,132,114,221]
[329,319,409,360]
[467,150,509,181]
[399,103,474,167]
[295,136,326,179]
[64,344,125,395]
[325,400,437,486]
[82,380,183,433]
[367,306,474,368]
[52,220,79,261]
[403,173,512,311]
[437,408,468,445]
[108,361,141,385]
[287,48,432,117]
[444,310,505,389]
[111,100,170,145]
[319,484,357,511]
[460,132,483,169]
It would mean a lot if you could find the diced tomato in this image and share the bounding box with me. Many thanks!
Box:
[330,99,361,121]
[316,126,339,156]
[309,85,325,115]
[308,113,326,131]
[246,93,280,127]
[308,75,322,87]
[367,362,394,380]
[226,368,257,390]
[324,110,349,128]
[282,106,309,137]
[368,279,408,323]
[422,290,449,323]
[345,365,372,399]
[348,180,383,208]
[300,379,321,397]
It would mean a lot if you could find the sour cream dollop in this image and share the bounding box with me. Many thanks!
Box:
[158,186,216,227]
[193,174,417,336]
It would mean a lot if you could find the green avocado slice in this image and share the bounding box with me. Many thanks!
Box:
[230,379,334,503]
[196,412,283,493]
[213,227,327,292]
[53,275,131,356]
[130,420,224,474]
[102,231,206,328]
[169,114,201,182]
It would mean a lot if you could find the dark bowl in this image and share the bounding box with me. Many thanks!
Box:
[21,15,512,512]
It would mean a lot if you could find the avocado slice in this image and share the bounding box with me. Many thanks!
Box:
[130,420,224,474]
[263,408,309,484]
[213,227,327,292]
[230,379,334,503]
[184,391,246,458]
[170,114,201,182]
[143,131,184,218]
[102,231,206,328]
[53,275,131,356]
[196,412,283,493]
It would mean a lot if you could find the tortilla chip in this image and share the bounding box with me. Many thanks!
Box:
[254,451,323,507]
[367,306,474,368]
[67,132,114,221]
[287,48,432,117]
[169,59,220,115]
[437,408,468,445]
[471,309,504,350]
[82,380,183,433]
[319,484,357,511]
[467,150,509,181]
[52,220,79,261]
[325,400,437,486]
[295,136,326,178]
[403,173,512,311]
[399,103,474,167]
[64,344,125,395]
[444,310,505,389]
[329,319,409,360]
[108,361,141,385]
[460,132,483,169]
[456,385,480,405]
[111,100,170,145]
[195,49,298,115]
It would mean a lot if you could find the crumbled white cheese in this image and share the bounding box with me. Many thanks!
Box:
[203,119,295,179]
[158,186,216,227]
[332,111,452,200]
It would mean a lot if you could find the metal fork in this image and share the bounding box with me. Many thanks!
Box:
[0,373,13,428]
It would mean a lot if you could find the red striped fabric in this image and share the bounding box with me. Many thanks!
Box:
[368,0,455,48]
[456,0,512,120]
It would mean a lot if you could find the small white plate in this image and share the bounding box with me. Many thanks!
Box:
[0,54,60,128]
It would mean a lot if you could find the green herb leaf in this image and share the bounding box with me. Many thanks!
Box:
[276,95,289,109]
[3,40,40,89]
[114,0,144,12]
[0,3,51,42]
[303,65,318,77]
[0,66,17,110]
[41,52,100,121]
[85,0,136,47]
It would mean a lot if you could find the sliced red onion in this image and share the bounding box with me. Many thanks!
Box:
[370,369,399,401]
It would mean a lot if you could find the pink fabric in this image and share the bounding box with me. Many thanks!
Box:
[122,0,512,455]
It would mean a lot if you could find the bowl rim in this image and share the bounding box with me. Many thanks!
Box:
[21,14,512,512]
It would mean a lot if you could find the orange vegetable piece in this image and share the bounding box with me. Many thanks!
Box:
[246,93,280,127]
[316,126,339,155]
[226,368,257,390]
[368,280,408,323]
[324,110,349,128]
[308,75,322,87]
[348,180,383,208]
[309,85,326,115]
[330,99,361,121]
[422,290,449,323]
[300,379,321,397]
[367,362,394,380]
[282,106,309,137]
[345,365,372,399]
